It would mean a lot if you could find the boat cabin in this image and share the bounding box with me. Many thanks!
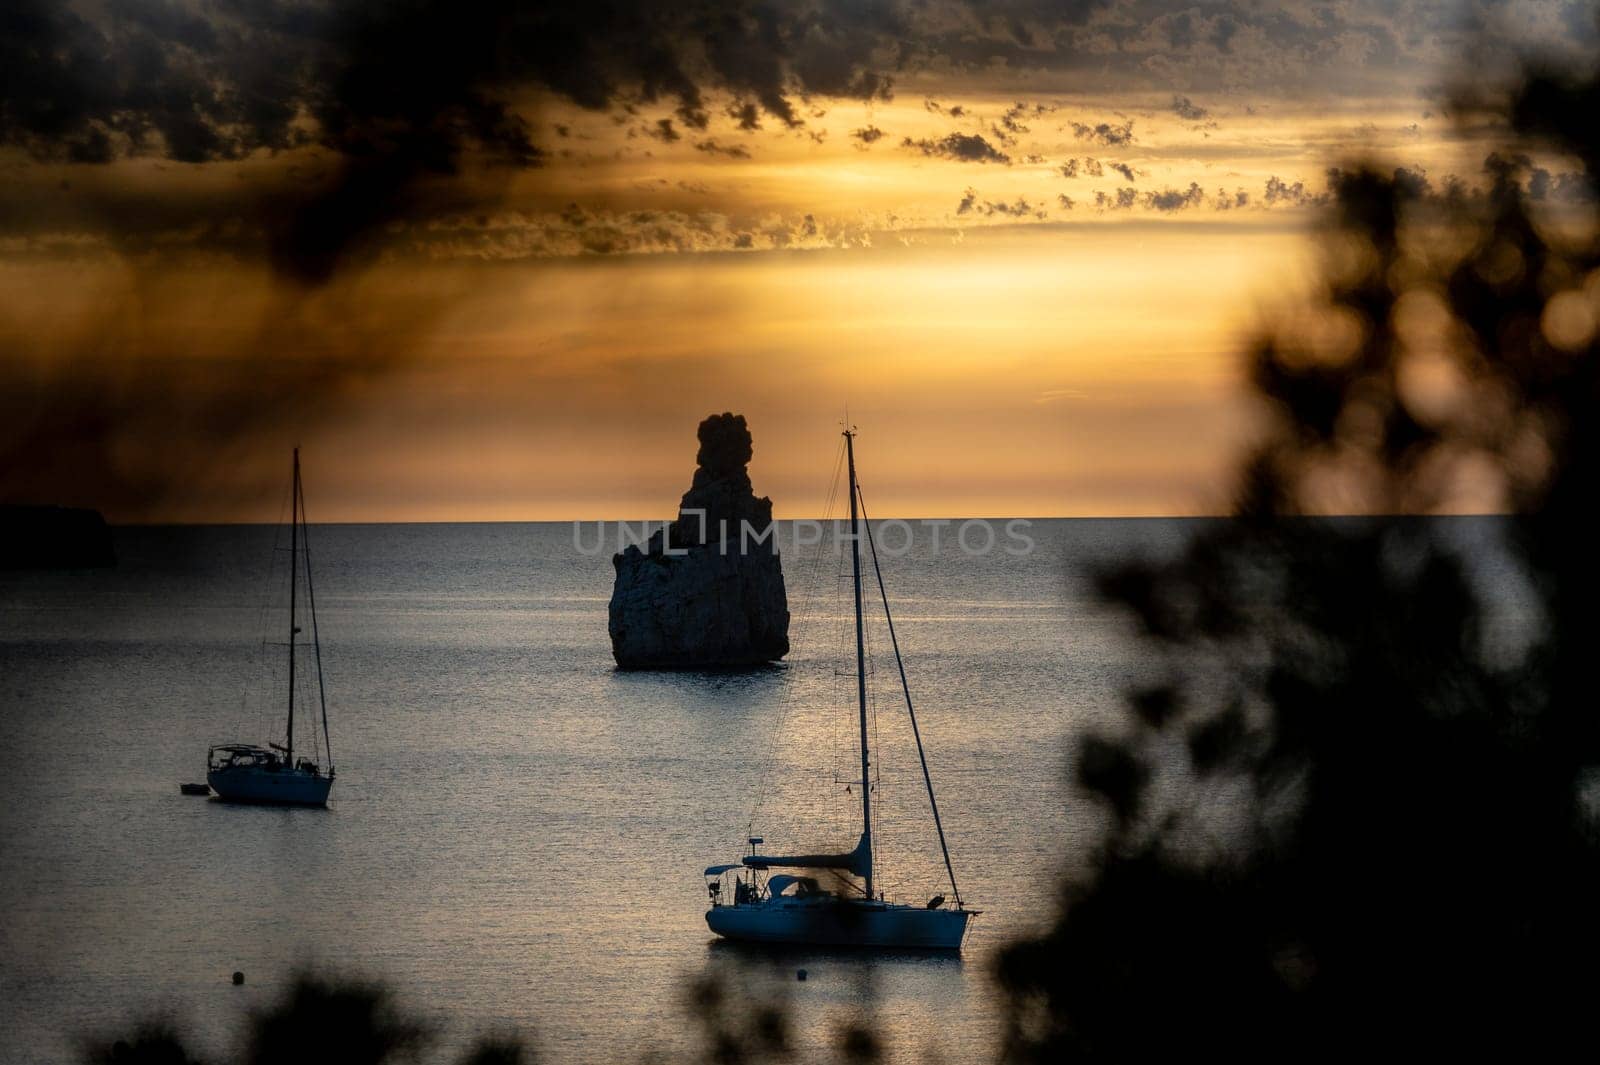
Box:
[704,864,835,907]
[208,744,323,776]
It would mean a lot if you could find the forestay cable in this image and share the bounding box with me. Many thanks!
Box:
[856,484,963,908]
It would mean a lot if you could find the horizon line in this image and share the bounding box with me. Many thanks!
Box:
[103,511,1511,527]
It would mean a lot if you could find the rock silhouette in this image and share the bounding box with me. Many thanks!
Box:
[608,413,789,669]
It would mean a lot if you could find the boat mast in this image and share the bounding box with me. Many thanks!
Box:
[299,462,333,774]
[844,428,874,900]
[285,447,298,767]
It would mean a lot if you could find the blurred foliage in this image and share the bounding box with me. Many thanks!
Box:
[86,1024,203,1065]
[676,973,792,1064]
[244,976,431,1065]
[997,19,1600,1065]
[84,975,489,1065]
[83,971,857,1065]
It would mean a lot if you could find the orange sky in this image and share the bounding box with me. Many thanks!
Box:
[285,220,1311,521]
[2,3,1578,521]
[3,212,1318,521]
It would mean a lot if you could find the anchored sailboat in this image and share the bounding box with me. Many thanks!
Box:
[207,448,336,806]
[703,429,976,949]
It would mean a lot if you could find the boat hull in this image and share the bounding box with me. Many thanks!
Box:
[706,899,971,949]
[207,766,332,806]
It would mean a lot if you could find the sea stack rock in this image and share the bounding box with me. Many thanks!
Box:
[608,413,790,669]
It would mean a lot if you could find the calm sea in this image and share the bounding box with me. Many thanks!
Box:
[0,518,1521,1062]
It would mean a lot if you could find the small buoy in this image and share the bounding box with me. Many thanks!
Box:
[232,971,244,986]
[796,969,807,982]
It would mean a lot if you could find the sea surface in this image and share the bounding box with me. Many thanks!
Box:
[0,518,1522,1063]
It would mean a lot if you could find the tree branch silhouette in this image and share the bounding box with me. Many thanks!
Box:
[998,17,1600,1063]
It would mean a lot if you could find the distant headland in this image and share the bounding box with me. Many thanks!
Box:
[1,504,116,569]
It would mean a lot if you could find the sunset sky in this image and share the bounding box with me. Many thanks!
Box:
[3,1,1595,521]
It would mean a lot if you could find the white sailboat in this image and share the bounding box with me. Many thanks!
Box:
[703,429,977,950]
[207,448,336,806]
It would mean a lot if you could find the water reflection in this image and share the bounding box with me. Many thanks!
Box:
[699,938,971,1062]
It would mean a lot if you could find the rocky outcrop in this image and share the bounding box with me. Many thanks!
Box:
[608,413,790,669]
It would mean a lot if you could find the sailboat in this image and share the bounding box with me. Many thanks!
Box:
[207,448,336,806]
[703,429,976,949]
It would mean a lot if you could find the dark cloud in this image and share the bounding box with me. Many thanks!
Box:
[1142,182,1205,210]
[1095,187,1138,210]
[728,101,763,131]
[925,0,1526,99]
[693,139,751,159]
[0,0,911,283]
[1108,162,1137,181]
[956,188,1047,219]
[1264,175,1325,206]
[901,132,1011,163]
[416,204,853,258]
[5,3,1571,192]
[1392,165,1432,199]
[1211,11,1239,52]
[852,126,886,145]
[923,98,970,119]
[1482,152,1595,204]
[992,100,1054,145]
[650,119,681,142]
[1084,157,1104,177]
[1482,152,1533,187]
[1070,119,1135,146]
[1089,182,1205,211]
[5,1,1527,279]
[1059,158,1079,178]
[983,196,1048,219]
[1058,193,1075,210]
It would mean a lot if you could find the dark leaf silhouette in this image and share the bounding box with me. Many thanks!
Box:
[999,15,1600,1063]
[84,1025,205,1065]
[244,976,429,1065]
